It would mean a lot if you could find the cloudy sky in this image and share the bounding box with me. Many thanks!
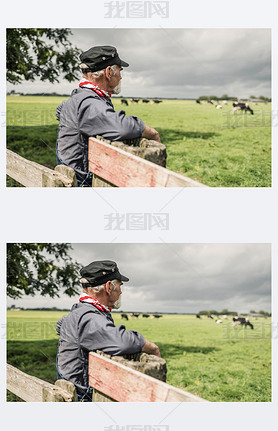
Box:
[7,243,271,314]
[7,28,271,99]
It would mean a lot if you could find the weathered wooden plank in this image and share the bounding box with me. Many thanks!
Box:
[54,379,78,402]
[6,150,77,187]
[54,165,78,187]
[89,352,208,402]
[7,364,76,402]
[92,173,115,187]
[88,138,207,188]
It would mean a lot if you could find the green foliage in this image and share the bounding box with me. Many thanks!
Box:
[7,311,271,402]
[6,97,271,187]
[6,28,80,84]
[7,243,81,299]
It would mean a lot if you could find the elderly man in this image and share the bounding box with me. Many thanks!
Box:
[56,45,161,186]
[56,260,160,402]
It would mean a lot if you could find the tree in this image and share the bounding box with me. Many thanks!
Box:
[7,243,81,299]
[7,28,81,84]
[198,310,208,315]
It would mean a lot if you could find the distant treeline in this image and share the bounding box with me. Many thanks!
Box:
[198,94,271,102]
[7,306,70,311]
[198,309,271,317]
[7,91,70,97]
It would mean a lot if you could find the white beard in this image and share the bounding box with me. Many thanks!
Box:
[112,296,122,309]
[111,82,122,95]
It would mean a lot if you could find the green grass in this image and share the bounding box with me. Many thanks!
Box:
[6,96,271,187]
[7,310,271,402]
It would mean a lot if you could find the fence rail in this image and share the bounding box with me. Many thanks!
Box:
[6,364,77,402]
[89,137,207,187]
[89,352,207,402]
[7,353,208,402]
[6,150,77,187]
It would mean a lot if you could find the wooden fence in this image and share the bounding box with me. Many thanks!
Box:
[88,137,207,187]
[7,364,77,402]
[7,138,207,187]
[7,352,208,402]
[6,150,77,187]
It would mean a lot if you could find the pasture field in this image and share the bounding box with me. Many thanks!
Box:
[7,310,271,402]
[6,95,271,187]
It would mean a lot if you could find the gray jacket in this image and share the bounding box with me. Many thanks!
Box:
[56,88,145,182]
[56,302,145,394]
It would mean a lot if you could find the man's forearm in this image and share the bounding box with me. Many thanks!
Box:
[142,125,161,143]
[141,339,161,357]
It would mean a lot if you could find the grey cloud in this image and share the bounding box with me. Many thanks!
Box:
[8,29,271,99]
[7,243,271,313]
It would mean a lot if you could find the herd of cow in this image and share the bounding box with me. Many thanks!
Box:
[196,314,254,329]
[121,312,163,320]
[196,99,255,115]
[121,98,162,106]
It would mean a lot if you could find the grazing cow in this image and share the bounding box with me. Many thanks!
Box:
[121,99,128,106]
[216,319,223,324]
[130,98,139,103]
[222,100,228,105]
[121,313,129,320]
[221,315,228,320]
[152,314,162,318]
[232,102,254,115]
[207,314,214,319]
[196,314,201,318]
[130,312,140,318]
[207,100,214,104]
[232,316,254,329]
[142,314,150,318]
[142,99,150,103]
[153,100,162,104]
[196,100,201,104]
[215,104,222,109]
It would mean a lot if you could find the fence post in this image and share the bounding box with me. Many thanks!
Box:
[91,351,167,402]
[91,136,167,187]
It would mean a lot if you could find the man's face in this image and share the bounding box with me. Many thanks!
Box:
[110,65,122,95]
[110,279,123,309]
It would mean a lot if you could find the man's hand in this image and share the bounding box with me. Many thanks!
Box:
[142,340,161,357]
[142,125,161,143]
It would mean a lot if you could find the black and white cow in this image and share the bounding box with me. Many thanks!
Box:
[121,313,129,320]
[232,316,254,329]
[142,313,150,318]
[121,99,129,106]
[232,102,254,115]
[130,312,140,318]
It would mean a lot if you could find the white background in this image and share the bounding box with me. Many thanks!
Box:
[1,0,277,429]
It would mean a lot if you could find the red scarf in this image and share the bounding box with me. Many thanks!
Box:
[79,295,111,313]
[79,80,111,99]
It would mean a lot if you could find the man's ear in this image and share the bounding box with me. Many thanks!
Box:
[105,280,112,294]
[105,66,112,79]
